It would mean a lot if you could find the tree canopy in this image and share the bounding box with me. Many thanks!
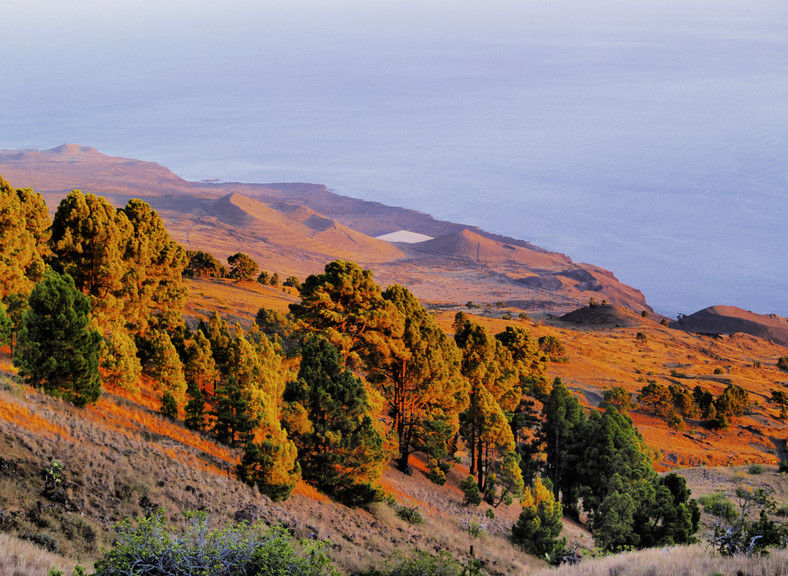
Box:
[13,270,103,407]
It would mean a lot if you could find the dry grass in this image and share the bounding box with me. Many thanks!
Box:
[0,369,544,575]
[532,544,788,576]
[0,532,77,576]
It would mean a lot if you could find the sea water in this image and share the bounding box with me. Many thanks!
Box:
[2,0,787,317]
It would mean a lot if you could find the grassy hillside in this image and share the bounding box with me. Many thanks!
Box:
[1,266,787,576]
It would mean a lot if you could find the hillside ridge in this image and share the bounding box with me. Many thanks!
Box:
[0,144,648,314]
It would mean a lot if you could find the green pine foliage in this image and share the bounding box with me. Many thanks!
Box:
[0,301,11,348]
[184,330,220,398]
[455,320,523,505]
[185,250,227,278]
[120,199,188,334]
[460,475,482,506]
[289,260,403,369]
[13,270,103,407]
[283,335,388,505]
[238,436,300,502]
[212,376,258,447]
[512,476,566,559]
[160,391,178,419]
[100,329,142,393]
[184,379,206,431]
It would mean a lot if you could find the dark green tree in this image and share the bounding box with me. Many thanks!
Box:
[282,335,387,505]
[13,270,102,407]
[212,376,258,447]
[160,391,178,419]
[184,379,206,431]
[227,252,259,280]
[575,408,699,550]
[538,378,585,513]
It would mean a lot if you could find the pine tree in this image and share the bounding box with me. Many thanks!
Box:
[512,476,566,559]
[538,378,585,513]
[49,190,130,328]
[0,301,11,348]
[227,252,258,280]
[99,329,142,393]
[13,270,102,407]
[146,329,187,406]
[455,320,522,501]
[283,335,387,505]
[120,199,187,334]
[184,330,220,397]
[367,284,468,477]
[160,391,178,419]
[212,376,257,447]
[184,379,206,431]
[185,250,227,278]
[289,260,403,369]
[0,177,50,300]
[202,312,233,374]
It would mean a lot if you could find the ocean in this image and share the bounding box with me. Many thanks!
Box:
[2,0,787,317]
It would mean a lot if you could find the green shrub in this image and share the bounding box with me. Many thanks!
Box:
[24,532,60,553]
[747,463,766,475]
[394,505,425,525]
[699,492,738,522]
[779,460,788,474]
[92,510,337,576]
[358,551,465,576]
[778,356,788,372]
[465,518,484,538]
[460,476,482,506]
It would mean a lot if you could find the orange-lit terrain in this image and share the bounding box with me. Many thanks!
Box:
[1,146,787,575]
[185,277,788,469]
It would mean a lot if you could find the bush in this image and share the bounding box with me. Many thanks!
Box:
[699,492,739,522]
[779,460,788,474]
[460,476,482,506]
[465,518,484,538]
[394,505,425,525]
[23,532,60,554]
[92,510,337,576]
[667,412,685,431]
[358,551,468,576]
[748,463,766,475]
[778,357,788,372]
[709,483,788,556]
